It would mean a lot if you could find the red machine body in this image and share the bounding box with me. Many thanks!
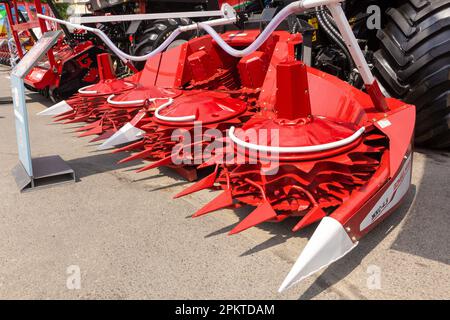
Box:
[113,31,300,180]
[2,0,104,99]
[39,4,416,292]
[177,61,414,236]
[52,30,300,182]
[24,40,99,91]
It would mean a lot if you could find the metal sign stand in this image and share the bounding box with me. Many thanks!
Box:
[10,30,75,192]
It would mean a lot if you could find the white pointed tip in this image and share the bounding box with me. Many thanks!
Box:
[37,100,72,116]
[97,122,144,150]
[278,217,358,293]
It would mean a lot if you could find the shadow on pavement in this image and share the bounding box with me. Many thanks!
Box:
[66,150,193,192]
[25,92,55,107]
[298,185,416,300]
[66,152,143,180]
[390,150,450,265]
[202,201,316,252]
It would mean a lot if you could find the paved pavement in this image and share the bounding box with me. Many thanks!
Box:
[0,65,449,299]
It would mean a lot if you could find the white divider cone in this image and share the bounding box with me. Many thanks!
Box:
[37,100,73,116]
[97,122,145,150]
[278,217,358,293]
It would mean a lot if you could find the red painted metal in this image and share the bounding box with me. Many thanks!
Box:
[175,54,415,238]
[111,31,294,178]
[2,0,106,98]
[39,21,417,288]
[60,31,287,147]
[154,91,247,126]
[275,61,311,119]
[53,53,135,122]
[25,4,419,291]
[46,25,414,246]
[34,0,56,68]
[3,1,25,58]
[366,80,389,112]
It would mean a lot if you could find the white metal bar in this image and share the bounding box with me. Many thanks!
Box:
[228,126,366,153]
[38,0,377,88]
[107,94,144,106]
[299,0,342,9]
[69,10,224,25]
[154,98,197,122]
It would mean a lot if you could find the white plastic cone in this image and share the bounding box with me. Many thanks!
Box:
[278,217,358,293]
[97,122,145,150]
[37,100,73,116]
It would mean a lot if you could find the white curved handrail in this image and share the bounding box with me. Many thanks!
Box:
[36,4,238,62]
[37,1,340,62]
[107,94,145,106]
[154,98,197,122]
[228,126,366,153]
[197,1,309,58]
[78,84,98,94]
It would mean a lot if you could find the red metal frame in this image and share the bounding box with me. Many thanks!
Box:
[33,3,416,291]
[2,1,24,57]
[0,1,105,97]
[2,0,55,64]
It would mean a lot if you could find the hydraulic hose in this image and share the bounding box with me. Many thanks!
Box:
[316,6,355,70]
[321,7,355,70]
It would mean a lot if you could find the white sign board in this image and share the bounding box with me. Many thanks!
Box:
[10,31,62,177]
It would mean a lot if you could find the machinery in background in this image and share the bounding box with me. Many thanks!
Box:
[1,0,105,100]
[0,1,46,66]
[293,0,450,148]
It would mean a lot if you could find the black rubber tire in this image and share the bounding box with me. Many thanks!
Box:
[373,0,450,148]
[133,18,193,70]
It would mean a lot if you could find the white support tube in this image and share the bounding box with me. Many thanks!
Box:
[70,10,225,24]
[198,0,341,57]
[199,2,377,89]
[36,1,336,62]
[38,0,376,86]
[228,126,366,153]
[154,98,197,122]
[37,13,184,62]
[78,84,99,95]
[36,15,236,62]
[80,82,134,95]
[37,4,237,62]
[107,94,145,106]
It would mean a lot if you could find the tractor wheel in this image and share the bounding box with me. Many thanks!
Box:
[133,18,193,70]
[373,0,450,148]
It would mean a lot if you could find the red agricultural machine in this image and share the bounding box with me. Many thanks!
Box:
[36,0,449,148]
[0,1,46,66]
[37,0,417,292]
[1,0,105,99]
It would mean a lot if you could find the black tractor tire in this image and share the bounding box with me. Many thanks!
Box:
[133,18,193,70]
[373,0,450,148]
